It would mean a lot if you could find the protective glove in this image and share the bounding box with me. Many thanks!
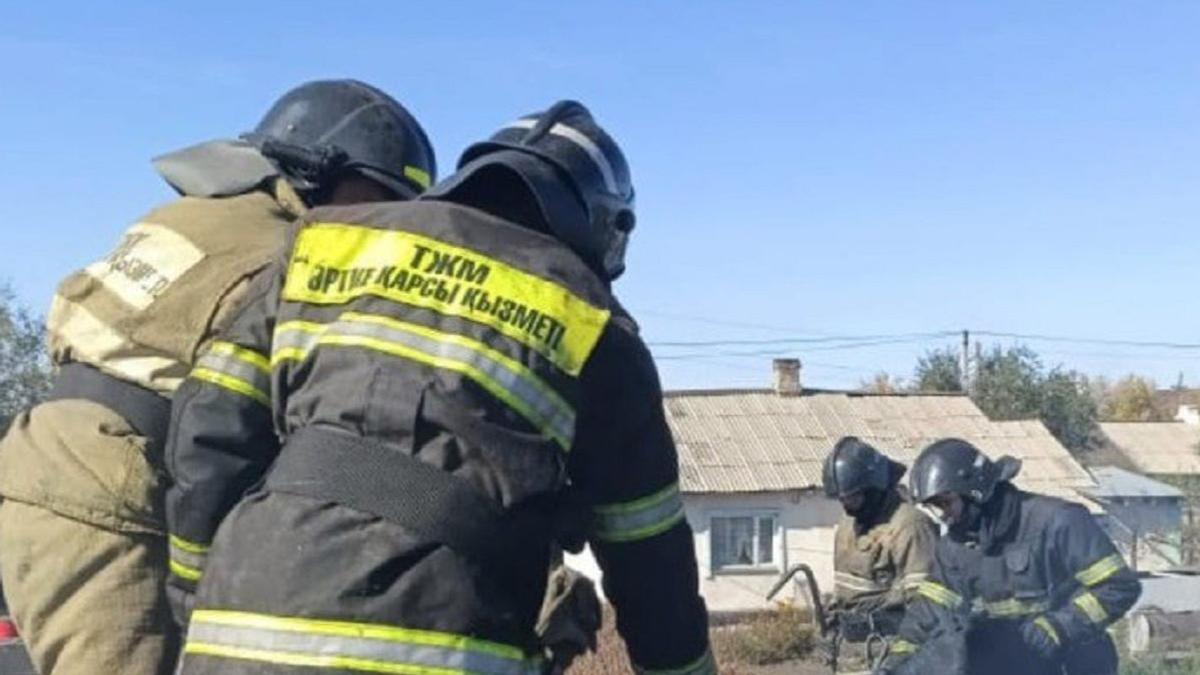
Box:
[1019,615,1063,662]
[536,566,602,675]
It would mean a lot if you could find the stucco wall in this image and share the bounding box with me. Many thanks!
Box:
[566,490,843,614]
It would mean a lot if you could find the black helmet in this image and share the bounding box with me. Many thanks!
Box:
[245,79,436,200]
[909,438,1021,504]
[428,100,635,281]
[822,437,897,499]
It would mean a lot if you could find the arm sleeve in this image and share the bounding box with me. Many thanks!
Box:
[165,261,282,592]
[885,542,963,666]
[1046,504,1142,647]
[568,323,713,675]
[885,512,938,609]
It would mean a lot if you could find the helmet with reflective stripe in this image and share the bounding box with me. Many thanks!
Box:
[822,436,895,499]
[429,100,635,281]
[244,79,436,200]
[910,438,1021,504]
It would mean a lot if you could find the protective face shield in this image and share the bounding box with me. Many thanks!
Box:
[599,210,635,280]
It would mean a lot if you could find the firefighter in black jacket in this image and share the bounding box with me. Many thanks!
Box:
[880,438,1141,675]
[164,100,714,675]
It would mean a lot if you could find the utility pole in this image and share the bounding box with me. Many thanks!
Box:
[960,330,970,391]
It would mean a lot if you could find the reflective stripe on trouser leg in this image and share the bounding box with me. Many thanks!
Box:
[635,647,717,675]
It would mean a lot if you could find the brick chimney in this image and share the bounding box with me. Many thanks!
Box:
[773,358,802,395]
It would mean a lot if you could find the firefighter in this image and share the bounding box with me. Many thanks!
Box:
[0,79,435,675]
[823,437,936,646]
[164,100,714,675]
[879,438,1141,675]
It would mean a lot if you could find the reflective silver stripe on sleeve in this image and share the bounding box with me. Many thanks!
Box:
[196,352,270,395]
[169,540,208,574]
[185,610,542,675]
[168,535,209,582]
[834,571,887,593]
[916,581,964,609]
[593,482,686,543]
[191,342,271,405]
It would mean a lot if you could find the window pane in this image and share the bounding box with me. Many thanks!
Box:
[758,516,775,564]
[712,517,755,567]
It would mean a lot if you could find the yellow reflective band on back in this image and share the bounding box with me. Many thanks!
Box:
[1033,616,1061,646]
[208,341,270,373]
[281,223,610,376]
[270,320,325,366]
[1074,592,1109,625]
[186,643,450,675]
[404,166,432,190]
[1075,554,1125,587]
[185,610,543,675]
[271,314,576,449]
[191,367,270,406]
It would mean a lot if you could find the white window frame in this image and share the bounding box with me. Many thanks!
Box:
[708,510,781,575]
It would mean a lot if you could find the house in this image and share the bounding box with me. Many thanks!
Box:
[1100,418,1200,565]
[1082,466,1184,571]
[1101,421,1200,477]
[568,360,1101,613]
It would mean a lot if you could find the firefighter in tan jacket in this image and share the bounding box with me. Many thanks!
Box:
[823,437,936,654]
[0,79,436,675]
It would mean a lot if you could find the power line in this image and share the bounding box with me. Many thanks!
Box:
[652,335,949,360]
[633,308,841,335]
[973,331,1200,351]
[646,331,956,348]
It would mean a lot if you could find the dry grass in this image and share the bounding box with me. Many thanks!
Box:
[568,606,816,675]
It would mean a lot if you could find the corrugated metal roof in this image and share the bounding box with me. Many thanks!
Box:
[1100,422,1200,475]
[667,390,1097,506]
[1084,466,1184,500]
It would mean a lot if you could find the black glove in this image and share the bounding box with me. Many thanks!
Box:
[1020,615,1063,661]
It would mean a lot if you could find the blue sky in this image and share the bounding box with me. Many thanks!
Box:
[2,2,1199,390]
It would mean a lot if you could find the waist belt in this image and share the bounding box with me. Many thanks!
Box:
[266,426,548,580]
[48,362,171,449]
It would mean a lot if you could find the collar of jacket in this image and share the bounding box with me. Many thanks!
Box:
[853,486,904,535]
[978,482,1022,554]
